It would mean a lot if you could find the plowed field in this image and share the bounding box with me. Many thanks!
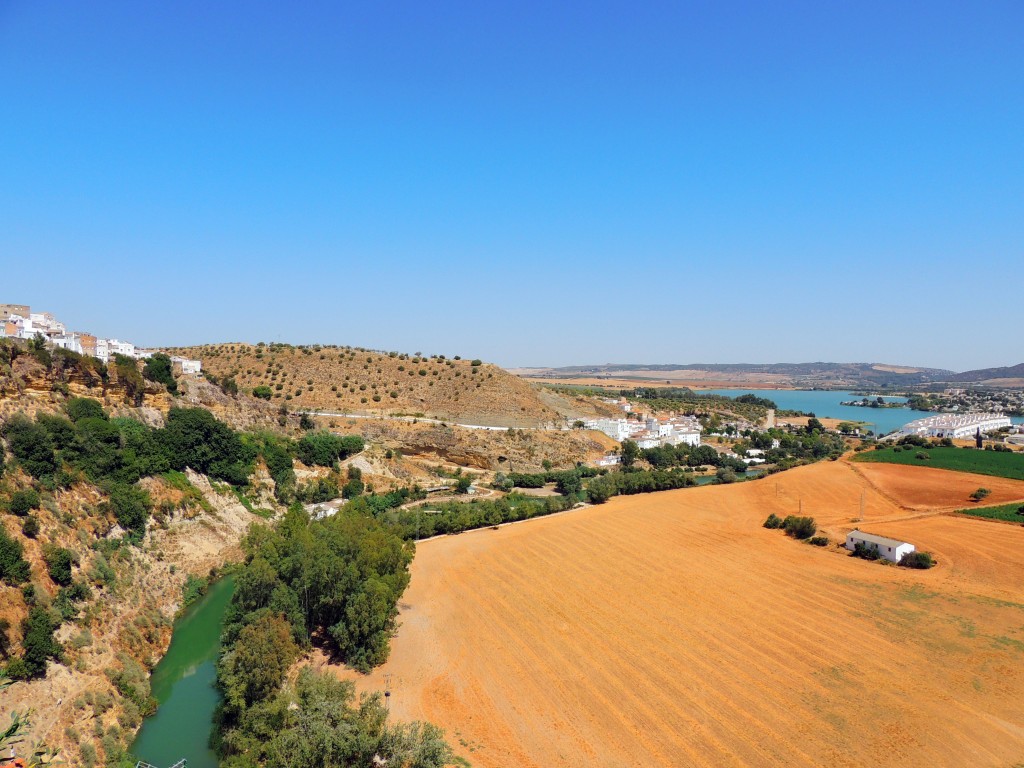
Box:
[851,461,1024,509]
[348,461,1024,768]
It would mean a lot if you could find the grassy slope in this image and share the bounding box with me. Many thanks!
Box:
[164,343,560,427]
[853,446,1024,481]
[956,501,1024,522]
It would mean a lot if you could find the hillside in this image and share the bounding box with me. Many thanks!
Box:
[165,343,560,427]
[518,362,957,389]
[943,362,1024,385]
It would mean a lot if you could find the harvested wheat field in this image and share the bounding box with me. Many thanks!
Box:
[850,461,1024,510]
[346,461,1024,768]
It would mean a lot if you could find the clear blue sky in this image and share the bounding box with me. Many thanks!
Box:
[2,1,1021,371]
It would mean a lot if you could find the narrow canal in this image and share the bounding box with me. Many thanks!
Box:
[130,575,235,768]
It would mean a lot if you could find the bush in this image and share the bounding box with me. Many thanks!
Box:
[66,397,107,423]
[9,489,40,516]
[899,551,935,569]
[107,483,152,535]
[808,536,829,547]
[782,516,817,539]
[851,541,880,561]
[970,488,991,502]
[0,526,30,584]
[915,451,929,460]
[470,359,483,367]
[21,516,39,538]
[43,545,74,586]
[142,353,178,394]
[252,385,273,400]
[763,513,784,529]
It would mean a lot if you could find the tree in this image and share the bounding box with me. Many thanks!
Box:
[107,483,151,535]
[1,416,56,480]
[65,397,106,423]
[15,606,61,678]
[219,612,299,711]
[453,476,472,494]
[806,417,825,433]
[0,526,30,584]
[620,440,641,468]
[142,353,178,394]
[252,385,273,400]
[970,488,991,502]
[43,545,74,586]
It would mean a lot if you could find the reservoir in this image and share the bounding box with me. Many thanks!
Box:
[131,575,235,768]
[697,389,1024,434]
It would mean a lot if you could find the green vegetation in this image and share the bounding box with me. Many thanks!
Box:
[763,513,783,529]
[8,488,40,516]
[142,353,178,395]
[6,605,61,680]
[899,551,935,569]
[252,385,273,400]
[853,445,1024,481]
[782,515,817,539]
[956,502,1024,522]
[295,431,364,467]
[215,506,453,765]
[0,524,30,584]
[43,544,74,585]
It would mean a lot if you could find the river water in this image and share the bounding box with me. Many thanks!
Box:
[131,575,235,768]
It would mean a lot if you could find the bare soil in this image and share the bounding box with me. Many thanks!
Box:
[341,460,1024,767]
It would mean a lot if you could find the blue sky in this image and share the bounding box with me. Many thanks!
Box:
[2,1,1021,370]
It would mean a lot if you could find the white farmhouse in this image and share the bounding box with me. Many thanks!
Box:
[845,530,915,564]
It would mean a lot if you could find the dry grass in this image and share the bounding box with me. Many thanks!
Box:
[166,343,560,427]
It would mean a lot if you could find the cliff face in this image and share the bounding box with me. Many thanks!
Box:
[0,352,172,420]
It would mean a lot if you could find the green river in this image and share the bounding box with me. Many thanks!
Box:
[130,575,235,768]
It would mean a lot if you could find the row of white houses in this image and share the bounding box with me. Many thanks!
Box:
[1,303,201,374]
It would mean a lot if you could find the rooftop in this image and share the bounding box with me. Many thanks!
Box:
[847,529,912,549]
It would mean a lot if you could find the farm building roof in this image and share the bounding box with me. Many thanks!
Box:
[847,530,911,548]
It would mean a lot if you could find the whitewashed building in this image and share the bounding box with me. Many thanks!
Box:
[171,356,203,375]
[896,413,1012,439]
[845,530,915,564]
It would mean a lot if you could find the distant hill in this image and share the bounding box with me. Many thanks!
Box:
[164,343,561,427]
[943,363,1024,384]
[518,362,955,389]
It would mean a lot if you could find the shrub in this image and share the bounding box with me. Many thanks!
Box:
[899,551,934,569]
[43,545,75,586]
[142,353,178,394]
[21,516,39,538]
[763,513,784,529]
[470,359,483,367]
[252,386,273,400]
[808,536,829,547]
[0,526,31,584]
[915,451,929,460]
[782,516,817,539]
[9,489,40,516]
[851,541,880,560]
[970,488,991,502]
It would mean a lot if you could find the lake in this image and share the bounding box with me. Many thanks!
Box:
[698,389,924,435]
[131,575,236,768]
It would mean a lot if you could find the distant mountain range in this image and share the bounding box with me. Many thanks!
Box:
[515,362,1024,389]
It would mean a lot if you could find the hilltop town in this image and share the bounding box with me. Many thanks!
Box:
[0,303,200,374]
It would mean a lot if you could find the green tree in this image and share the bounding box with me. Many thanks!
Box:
[42,545,74,586]
[65,397,107,423]
[142,353,178,394]
[620,440,641,468]
[219,612,299,712]
[0,526,30,584]
[9,489,40,516]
